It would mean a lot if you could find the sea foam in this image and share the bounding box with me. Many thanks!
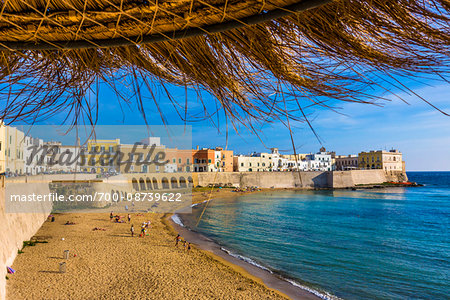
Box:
[220,247,273,273]
[283,278,342,300]
[171,214,184,227]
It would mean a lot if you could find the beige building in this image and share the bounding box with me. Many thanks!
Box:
[335,155,358,171]
[83,139,121,173]
[233,148,309,172]
[117,143,166,174]
[81,138,168,174]
[284,153,308,161]
[233,152,276,172]
[358,150,404,171]
[234,155,268,172]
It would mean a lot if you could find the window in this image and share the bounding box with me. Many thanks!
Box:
[91,146,95,152]
[101,146,105,152]
[179,158,182,163]
[208,159,211,163]
[173,158,176,163]
[187,158,190,164]
[109,146,114,152]
[241,163,244,167]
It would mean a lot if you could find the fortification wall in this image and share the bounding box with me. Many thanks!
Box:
[0,178,52,300]
[330,170,388,188]
[195,170,407,189]
[196,171,329,189]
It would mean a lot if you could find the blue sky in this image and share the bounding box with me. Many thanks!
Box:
[15,77,450,171]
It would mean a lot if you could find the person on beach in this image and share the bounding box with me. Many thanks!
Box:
[187,242,191,252]
[130,225,134,237]
[110,212,113,221]
[128,214,131,222]
[175,234,181,246]
[141,225,146,237]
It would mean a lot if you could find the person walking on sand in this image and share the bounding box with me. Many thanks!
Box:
[130,225,134,237]
[175,234,181,246]
[128,214,131,223]
[187,242,191,252]
[110,212,113,222]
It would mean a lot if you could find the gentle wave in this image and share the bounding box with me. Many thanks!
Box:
[283,278,342,300]
[220,247,341,300]
[220,247,273,273]
[191,199,209,207]
[171,214,184,227]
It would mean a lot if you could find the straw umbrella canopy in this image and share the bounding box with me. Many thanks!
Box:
[0,0,448,125]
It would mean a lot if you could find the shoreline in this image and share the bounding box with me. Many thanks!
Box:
[167,213,322,300]
[167,188,327,300]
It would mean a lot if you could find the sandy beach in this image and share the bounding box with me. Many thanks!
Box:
[6,188,296,300]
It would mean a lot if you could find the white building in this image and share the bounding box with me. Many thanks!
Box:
[140,137,161,147]
[164,163,177,173]
[305,150,332,171]
[43,142,82,173]
[286,159,308,171]
[0,124,25,175]
[24,135,47,175]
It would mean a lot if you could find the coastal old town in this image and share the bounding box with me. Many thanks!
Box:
[1,124,404,177]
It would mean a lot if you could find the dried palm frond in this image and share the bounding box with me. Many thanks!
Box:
[0,0,448,128]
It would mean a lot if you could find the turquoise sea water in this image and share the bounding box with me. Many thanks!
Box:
[182,172,450,299]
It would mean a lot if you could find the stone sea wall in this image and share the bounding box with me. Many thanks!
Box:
[194,170,407,189]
